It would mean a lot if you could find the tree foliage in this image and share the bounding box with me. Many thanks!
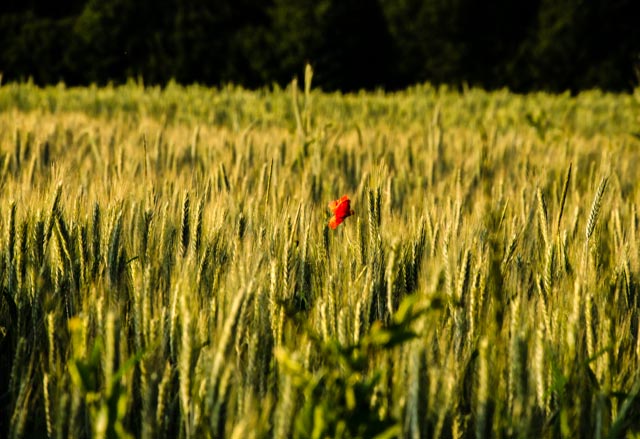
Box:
[0,0,638,91]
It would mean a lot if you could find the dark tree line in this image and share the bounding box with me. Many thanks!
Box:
[1,0,639,92]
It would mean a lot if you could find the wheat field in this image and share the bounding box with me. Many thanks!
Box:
[1,73,640,438]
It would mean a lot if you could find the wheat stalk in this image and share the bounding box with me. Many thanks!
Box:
[586,177,609,241]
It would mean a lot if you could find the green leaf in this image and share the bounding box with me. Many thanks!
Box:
[368,325,417,349]
[73,359,99,393]
[393,294,419,324]
[311,406,327,439]
[372,424,402,439]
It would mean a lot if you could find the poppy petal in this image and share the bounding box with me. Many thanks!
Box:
[329,195,350,213]
[328,216,342,229]
[327,195,353,229]
[335,201,352,219]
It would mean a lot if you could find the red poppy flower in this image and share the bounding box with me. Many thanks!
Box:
[328,195,354,229]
